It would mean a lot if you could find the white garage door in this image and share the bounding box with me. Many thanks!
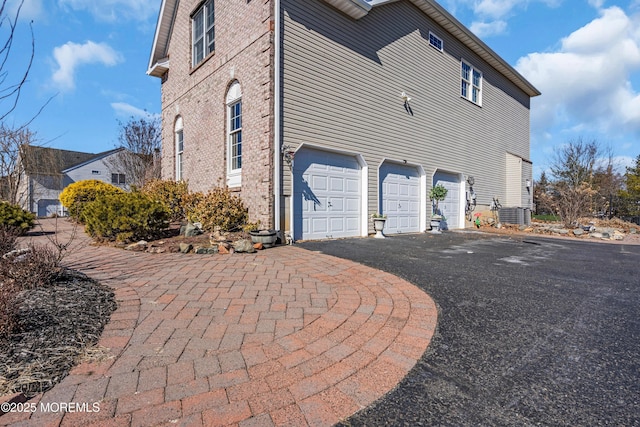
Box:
[37,199,61,217]
[433,171,461,230]
[380,163,421,234]
[293,148,361,240]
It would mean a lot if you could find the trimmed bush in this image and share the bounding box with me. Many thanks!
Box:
[0,202,35,234]
[59,180,124,222]
[187,187,249,232]
[141,179,189,222]
[181,191,204,222]
[83,191,169,242]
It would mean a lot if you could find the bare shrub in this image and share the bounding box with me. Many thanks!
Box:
[0,225,18,255]
[0,241,62,338]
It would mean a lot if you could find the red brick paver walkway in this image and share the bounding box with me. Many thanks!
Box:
[4,219,437,426]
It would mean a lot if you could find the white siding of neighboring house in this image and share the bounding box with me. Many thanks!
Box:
[24,150,129,216]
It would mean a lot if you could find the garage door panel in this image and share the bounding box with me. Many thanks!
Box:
[312,175,328,191]
[294,148,362,240]
[311,218,328,233]
[345,217,359,232]
[331,198,344,211]
[345,197,359,212]
[329,177,344,192]
[380,163,421,234]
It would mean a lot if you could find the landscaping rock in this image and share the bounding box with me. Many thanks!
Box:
[179,243,193,254]
[253,242,264,250]
[233,239,256,253]
[613,230,624,240]
[184,222,202,237]
[590,232,603,239]
[218,242,231,254]
[552,228,569,235]
[193,245,218,254]
[572,229,584,236]
[125,241,148,251]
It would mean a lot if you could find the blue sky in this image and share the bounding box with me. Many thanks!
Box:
[3,0,640,179]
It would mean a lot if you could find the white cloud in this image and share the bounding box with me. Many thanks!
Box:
[6,0,44,21]
[470,20,507,37]
[516,6,640,136]
[58,0,157,22]
[52,41,122,91]
[473,0,520,20]
[111,102,159,119]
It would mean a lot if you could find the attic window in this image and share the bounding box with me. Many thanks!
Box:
[192,0,215,67]
[429,32,443,52]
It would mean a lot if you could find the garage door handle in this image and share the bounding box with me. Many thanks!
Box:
[398,203,402,208]
[328,201,333,208]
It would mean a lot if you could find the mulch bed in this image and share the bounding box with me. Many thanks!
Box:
[0,270,117,398]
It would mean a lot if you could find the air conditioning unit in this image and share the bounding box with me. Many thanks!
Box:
[499,207,530,225]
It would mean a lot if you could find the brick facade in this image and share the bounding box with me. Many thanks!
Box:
[159,0,275,228]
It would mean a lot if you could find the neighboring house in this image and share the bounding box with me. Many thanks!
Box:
[147,0,540,240]
[17,146,128,217]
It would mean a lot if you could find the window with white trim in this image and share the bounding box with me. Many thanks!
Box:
[226,82,242,187]
[461,60,482,105]
[429,31,443,52]
[175,117,184,181]
[192,0,215,67]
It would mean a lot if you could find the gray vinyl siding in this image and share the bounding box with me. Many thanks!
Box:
[282,0,532,222]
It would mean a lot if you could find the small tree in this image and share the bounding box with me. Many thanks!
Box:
[107,116,161,187]
[547,138,602,227]
[619,154,640,217]
[429,184,448,217]
[533,171,551,215]
[0,125,60,209]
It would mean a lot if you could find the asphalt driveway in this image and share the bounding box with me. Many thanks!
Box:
[300,232,640,426]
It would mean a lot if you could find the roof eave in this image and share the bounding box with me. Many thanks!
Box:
[147,58,170,78]
[147,0,177,77]
[324,0,372,19]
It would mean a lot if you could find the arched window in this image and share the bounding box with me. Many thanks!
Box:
[226,82,242,187]
[175,116,184,181]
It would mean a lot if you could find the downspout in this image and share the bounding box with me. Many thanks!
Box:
[273,0,282,232]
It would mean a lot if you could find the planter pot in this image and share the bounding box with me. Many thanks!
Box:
[430,218,442,233]
[249,230,278,247]
[373,218,386,239]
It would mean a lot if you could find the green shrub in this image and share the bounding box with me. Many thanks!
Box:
[187,187,249,232]
[0,202,35,234]
[59,180,124,222]
[83,191,169,242]
[141,179,189,222]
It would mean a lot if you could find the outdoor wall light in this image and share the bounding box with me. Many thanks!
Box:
[526,179,531,188]
[401,91,412,103]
